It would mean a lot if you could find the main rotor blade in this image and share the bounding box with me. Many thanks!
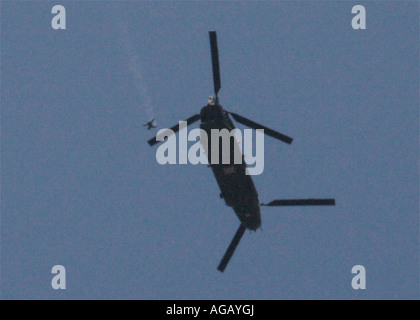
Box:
[218,224,247,273]
[147,114,201,147]
[262,199,336,207]
[228,112,293,144]
[209,31,221,97]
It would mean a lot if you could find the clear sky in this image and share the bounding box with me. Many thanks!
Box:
[1,1,418,299]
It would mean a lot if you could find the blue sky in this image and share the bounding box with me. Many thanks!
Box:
[1,1,418,299]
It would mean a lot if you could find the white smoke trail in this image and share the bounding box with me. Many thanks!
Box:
[119,23,154,121]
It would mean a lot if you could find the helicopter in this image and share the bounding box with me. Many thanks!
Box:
[148,31,335,273]
[143,118,157,130]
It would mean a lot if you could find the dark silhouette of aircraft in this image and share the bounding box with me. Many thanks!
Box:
[147,31,336,273]
[143,119,157,130]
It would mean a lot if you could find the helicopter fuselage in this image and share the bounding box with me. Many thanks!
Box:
[200,103,261,231]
